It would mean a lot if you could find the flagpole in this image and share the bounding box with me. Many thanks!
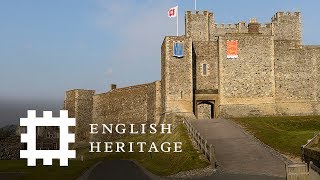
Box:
[195,0,197,11]
[177,5,179,36]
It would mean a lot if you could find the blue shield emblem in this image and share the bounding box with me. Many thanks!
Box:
[173,42,184,58]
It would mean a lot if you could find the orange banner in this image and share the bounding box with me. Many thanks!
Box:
[227,40,239,59]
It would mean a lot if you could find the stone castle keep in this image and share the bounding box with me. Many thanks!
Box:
[64,10,320,142]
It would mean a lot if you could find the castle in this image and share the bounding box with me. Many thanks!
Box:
[64,10,320,142]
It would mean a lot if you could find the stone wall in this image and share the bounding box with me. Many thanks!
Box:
[185,11,273,40]
[161,36,194,118]
[218,34,276,117]
[274,44,320,116]
[64,90,76,119]
[91,82,160,141]
[185,10,302,44]
[212,23,272,37]
[219,104,277,118]
[185,11,213,41]
[193,41,219,90]
[64,89,95,143]
[181,10,318,118]
[272,12,302,47]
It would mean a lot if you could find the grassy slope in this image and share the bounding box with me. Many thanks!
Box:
[232,116,320,157]
[0,124,209,179]
[77,124,209,176]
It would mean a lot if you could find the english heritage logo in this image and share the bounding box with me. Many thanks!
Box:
[20,110,76,166]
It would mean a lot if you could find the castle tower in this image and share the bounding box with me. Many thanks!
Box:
[160,36,194,121]
[64,89,95,144]
[272,12,302,47]
[248,18,260,33]
[185,10,214,41]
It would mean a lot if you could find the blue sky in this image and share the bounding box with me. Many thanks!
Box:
[0,0,319,105]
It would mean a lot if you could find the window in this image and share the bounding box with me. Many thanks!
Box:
[203,64,207,76]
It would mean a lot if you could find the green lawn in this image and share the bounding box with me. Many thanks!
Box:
[0,123,209,179]
[232,116,320,157]
[77,124,209,176]
[0,159,99,180]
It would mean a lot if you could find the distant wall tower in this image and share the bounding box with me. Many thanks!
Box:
[272,12,302,47]
[64,89,95,144]
[185,11,214,41]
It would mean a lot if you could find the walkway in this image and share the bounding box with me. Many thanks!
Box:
[189,118,286,177]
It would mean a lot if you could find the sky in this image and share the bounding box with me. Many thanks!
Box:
[0,0,320,126]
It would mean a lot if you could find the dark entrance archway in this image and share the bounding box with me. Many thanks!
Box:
[196,101,214,119]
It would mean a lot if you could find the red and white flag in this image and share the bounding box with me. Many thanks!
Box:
[168,6,178,18]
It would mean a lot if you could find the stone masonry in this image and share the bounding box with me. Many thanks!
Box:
[64,10,320,143]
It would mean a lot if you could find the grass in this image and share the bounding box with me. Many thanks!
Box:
[0,123,209,179]
[77,124,209,176]
[311,141,320,149]
[0,159,99,180]
[232,116,320,157]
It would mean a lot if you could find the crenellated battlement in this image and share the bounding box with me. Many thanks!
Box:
[214,23,237,29]
[270,11,302,44]
[214,22,272,29]
[185,10,214,41]
[212,20,272,36]
[186,10,213,16]
[271,11,301,22]
[261,23,272,28]
[185,10,301,43]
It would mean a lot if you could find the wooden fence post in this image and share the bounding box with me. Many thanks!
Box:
[210,144,216,167]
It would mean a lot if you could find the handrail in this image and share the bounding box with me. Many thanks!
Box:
[302,132,319,148]
[183,119,216,168]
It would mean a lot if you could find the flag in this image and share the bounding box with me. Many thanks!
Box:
[168,6,178,18]
[227,40,239,59]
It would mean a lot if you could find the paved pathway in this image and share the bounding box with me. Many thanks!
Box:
[79,159,286,180]
[189,118,286,177]
[82,160,157,180]
[196,173,285,180]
